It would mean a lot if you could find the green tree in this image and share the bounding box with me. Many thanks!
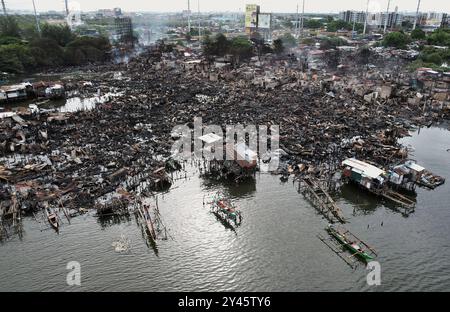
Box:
[382,32,410,49]
[41,24,75,46]
[273,39,284,54]
[30,38,65,66]
[427,29,450,47]
[304,19,323,29]
[281,33,297,48]
[0,44,35,73]
[327,20,352,32]
[0,16,20,38]
[229,36,253,63]
[215,33,230,56]
[411,28,426,40]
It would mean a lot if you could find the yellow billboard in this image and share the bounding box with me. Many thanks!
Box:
[245,4,259,28]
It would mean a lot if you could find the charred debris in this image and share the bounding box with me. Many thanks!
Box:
[0,42,448,240]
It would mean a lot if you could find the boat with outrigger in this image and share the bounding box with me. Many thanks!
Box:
[318,224,377,268]
[207,192,243,227]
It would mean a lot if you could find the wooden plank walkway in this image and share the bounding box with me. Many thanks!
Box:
[298,176,346,224]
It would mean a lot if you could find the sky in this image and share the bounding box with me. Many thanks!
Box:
[7,0,450,14]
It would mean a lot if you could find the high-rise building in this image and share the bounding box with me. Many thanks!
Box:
[114,16,134,45]
[442,13,449,28]
[371,11,403,28]
[338,10,366,24]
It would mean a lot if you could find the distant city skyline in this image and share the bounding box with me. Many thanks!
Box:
[5,0,450,14]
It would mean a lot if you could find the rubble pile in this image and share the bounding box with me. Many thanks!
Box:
[0,44,448,215]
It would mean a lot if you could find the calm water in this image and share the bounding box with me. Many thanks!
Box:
[0,126,449,292]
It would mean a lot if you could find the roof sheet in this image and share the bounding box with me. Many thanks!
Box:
[342,158,385,179]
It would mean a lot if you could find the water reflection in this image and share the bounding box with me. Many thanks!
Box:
[134,213,159,256]
[200,175,256,199]
[96,214,132,229]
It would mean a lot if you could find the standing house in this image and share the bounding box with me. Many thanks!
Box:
[0,83,32,101]
[342,158,387,192]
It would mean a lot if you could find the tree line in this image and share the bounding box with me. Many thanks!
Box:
[0,15,111,74]
[382,28,450,71]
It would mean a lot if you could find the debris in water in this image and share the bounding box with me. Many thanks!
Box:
[112,234,131,253]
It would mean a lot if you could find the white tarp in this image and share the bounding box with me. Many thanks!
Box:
[198,133,222,144]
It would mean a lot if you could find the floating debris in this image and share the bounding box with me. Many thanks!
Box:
[112,234,131,253]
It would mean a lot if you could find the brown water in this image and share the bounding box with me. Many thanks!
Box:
[0,126,449,291]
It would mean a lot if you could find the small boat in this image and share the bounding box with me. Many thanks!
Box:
[210,193,242,225]
[326,225,374,263]
[45,208,59,230]
[418,171,445,189]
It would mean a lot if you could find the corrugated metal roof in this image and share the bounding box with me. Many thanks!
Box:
[198,133,222,144]
[342,158,385,179]
[405,161,425,172]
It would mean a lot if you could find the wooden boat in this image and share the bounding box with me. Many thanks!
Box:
[210,193,242,225]
[142,205,157,240]
[326,225,374,263]
[45,208,59,230]
[418,171,445,189]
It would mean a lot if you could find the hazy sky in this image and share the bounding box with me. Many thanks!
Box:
[8,0,450,14]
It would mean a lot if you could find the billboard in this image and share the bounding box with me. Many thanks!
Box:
[258,13,271,29]
[245,4,259,28]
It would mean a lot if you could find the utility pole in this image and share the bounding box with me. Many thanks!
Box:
[300,0,305,38]
[296,3,299,37]
[383,0,391,34]
[198,0,201,39]
[32,0,41,36]
[187,0,191,34]
[1,0,7,16]
[64,0,69,16]
[413,0,421,30]
[363,0,369,35]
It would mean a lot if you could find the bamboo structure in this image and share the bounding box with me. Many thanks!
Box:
[298,176,346,224]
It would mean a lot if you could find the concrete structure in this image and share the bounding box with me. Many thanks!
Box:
[339,10,366,24]
[370,11,403,29]
[113,16,134,44]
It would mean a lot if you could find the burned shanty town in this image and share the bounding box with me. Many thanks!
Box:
[1,0,450,293]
